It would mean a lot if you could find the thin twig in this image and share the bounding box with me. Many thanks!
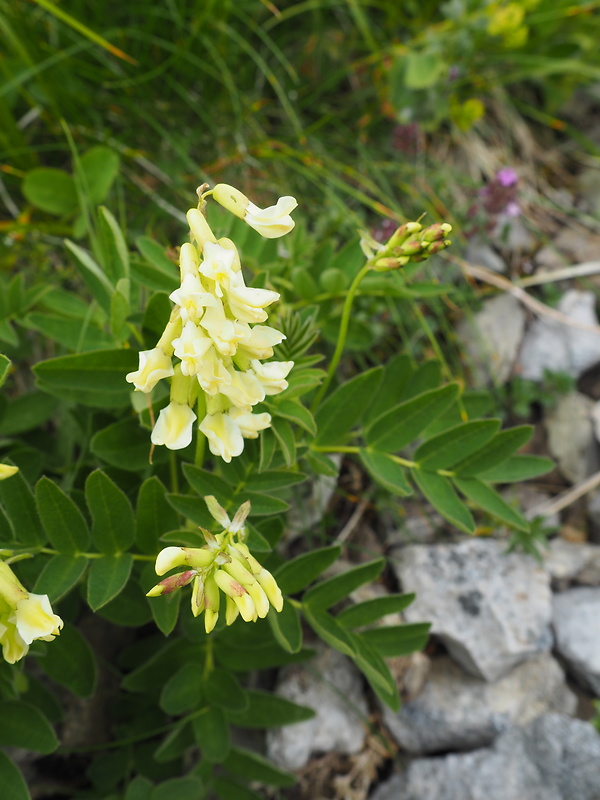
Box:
[527,471,600,519]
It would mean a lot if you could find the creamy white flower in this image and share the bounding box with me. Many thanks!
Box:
[195,347,231,395]
[228,408,272,439]
[169,274,218,323]
[237,325,286,360]
[155,546,214,576]
[199,412,244,462]
[227,273,280,324]
[245,196,297,239]
[171,321,213,377]
[219,367,265,410]
[198,242,236,297]
[151,402,197,450]
[179,242,200,279]
[126,348,174,393]
[200,304,247,356]
[186,208,217,250]
[14,594,63,645]
[249,359,294,395]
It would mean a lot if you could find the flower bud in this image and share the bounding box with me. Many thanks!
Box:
[186,208,217,250]
[214,570,256,622]
[146,570,196,596]
[386,221,422,249]
[420,222,452,243]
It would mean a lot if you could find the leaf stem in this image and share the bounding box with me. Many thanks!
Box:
[310,262,371,411]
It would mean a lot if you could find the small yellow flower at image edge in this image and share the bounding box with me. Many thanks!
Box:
[0,560,63,664]
[147,496,283,634]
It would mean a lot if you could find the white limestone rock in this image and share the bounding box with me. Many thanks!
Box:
[545,392,597,484]
[553,586,600,694]
[391,539,553,681]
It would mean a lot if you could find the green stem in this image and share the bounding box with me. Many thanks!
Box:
[169,451,179,494]
[37,548,155,562]
[195,393,207,467]
[311,262,371,411]
[309,445,454,476]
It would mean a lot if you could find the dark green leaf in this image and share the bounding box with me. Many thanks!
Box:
[337,593,416,629]
[97,205,129,283]
[245,470,307,492]
[268,601,302,653]
[415,420,501,469]
[148,589,181,636]
[192,706,230,762]
[350,634,399,711]
[0,466,45,545]
[166,494,212,528]
[361,622,431,657]
[22,168,77,215]
[21,313,114,352]
[86,469,135,554]
[212,777,263,800]
[91,418,166,472]
[136,477,179,554]
[135,236,179,293]
[302,605,355,657]
[259,427,276,471]
[215,641,314,672]
[0,701,58,753]
[412,469,475,533]
[226,689,314,728]
[359,449,412,496]
[305,450,339,477]
[182,464,232,500]
[223,746,295,788]
[33,349,138,408]
[151,777,204,800]
[160,663,203,715]
[314,367,383,446]
[271,418,296,467]
[34,555,87,602]
[454,477,530,531]
[272,399,316,436]
[0,391,59,436]
[366,384,460,452]
[0,751,30,800]
[203,669,248,712]
[274,545,341,595]
[304,559,385,610]
[478,455,554,483]
[242,492,289,516]
[0,354,10,388]
[403,360,443,399]
[79,147,119,205]
[87,554,133,610]
[35,477,90,553]
[453,426,533,476]
[39,625,97,697]
[364,353,414,425]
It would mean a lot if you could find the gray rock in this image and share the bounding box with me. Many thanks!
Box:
[553,587,600,694]
[371,714,600,800]
[382,654,576,755]
[265,647,368,770]
[545,392,597,484]
[544,538,600,586]
[391,539,553,681]
[457,294,526,385]
[465,236,507,273]
[518,290,600,381]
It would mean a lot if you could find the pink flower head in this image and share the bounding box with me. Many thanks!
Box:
[496,168,518,188]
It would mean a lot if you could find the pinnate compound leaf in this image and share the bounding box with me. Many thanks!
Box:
[314,367,383,446]
[274,545,341,595]
[364,353,414,426]
[151,777,204,800]
[39,625,97,697]
[415,420,501,469]
[34,554,87,602]
[245,470,308,493]
[477,454,554,483]
[272,399,317,436]
[87,553,133,610]
[160,663,203,715]
[192,706,231,762]
[412,470,475,533]
[349,634,400,711]
[212,777,263,800]
[268,601,302,654]
[359,449,412,496]
[223,746,295,788]
[270,417,296,467]
[337,593,416,629]
[203,669,248,712]
[453,477,530,532]
[0,701,58,753]
[35,477,90,552]
[361,622,431,657]
[0,751,30,800]
[182,463,232,500]
[452,426,533,476]
[86,469,135,553]
[366,384,460,452]
[304,559,386,610]
[226,690,314,728]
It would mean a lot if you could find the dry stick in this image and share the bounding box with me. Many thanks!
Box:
[448,255,600,336]
[518,260,600,288]
[335,497,370,545]
[527,471,600,520]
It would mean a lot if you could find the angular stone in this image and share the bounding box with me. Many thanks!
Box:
[266,647,368,770]
[371,714,600,800]
[381,654,576,755]
[518,290,600,381]
[553,587,600,694]
[544,538,600,586]
[457,294,526,385]
[545,393,596,484]
[391,539,553,681]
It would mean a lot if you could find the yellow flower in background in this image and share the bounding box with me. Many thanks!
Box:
[0,560,63,664]
[0,464,18,481]
[147,498,283,633]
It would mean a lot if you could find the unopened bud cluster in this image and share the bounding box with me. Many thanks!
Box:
[360,220,452,271]
[147,497,283,634]
[126,184,297,462]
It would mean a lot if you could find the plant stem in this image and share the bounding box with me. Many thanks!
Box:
[311,262,371,411]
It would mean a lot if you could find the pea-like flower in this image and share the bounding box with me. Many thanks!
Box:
[0,560,63,664]
[211,184,297,239]
[147,498,283,633]
[151,401,197,450]
[126,347,174,393]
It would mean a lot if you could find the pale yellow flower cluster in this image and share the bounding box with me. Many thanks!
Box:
[126,184,297,461]
[0,560,63,664]
[147,497,283,633]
